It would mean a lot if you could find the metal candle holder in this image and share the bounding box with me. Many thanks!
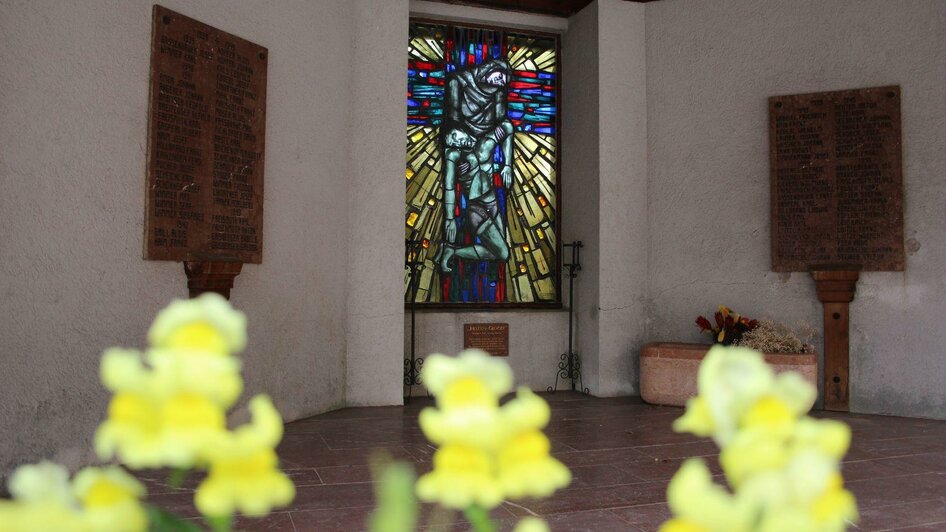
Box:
[548,241,589,394]
[404,239,425,399]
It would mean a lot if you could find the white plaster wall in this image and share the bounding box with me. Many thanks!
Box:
[345,0,410,406]
[404,2,574,393]
[561,1,602,392]
[595,0,647,396]
[645,0,946,418]
[0,0,374,478]
[406,311,569,392]
[558,0,649,397]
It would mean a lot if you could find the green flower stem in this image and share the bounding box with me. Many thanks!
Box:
[464,505,496,532]
[206,514,233,532]
[166,468,189,489]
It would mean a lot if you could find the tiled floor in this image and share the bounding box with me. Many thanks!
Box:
[145,392,946,531]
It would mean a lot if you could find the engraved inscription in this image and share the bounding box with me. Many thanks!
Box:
[770,87,903,271]
[145,6,267,263]
[464,323,510,357]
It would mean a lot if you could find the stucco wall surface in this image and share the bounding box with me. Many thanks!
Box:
[0,0,407,478]
[595,0,647,396]
[645,0,946,418]
[405,311,570,392]
[561,0,601,392]
[346,0,409,406]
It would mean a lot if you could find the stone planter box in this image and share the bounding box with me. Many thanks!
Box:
[640,342,817,408]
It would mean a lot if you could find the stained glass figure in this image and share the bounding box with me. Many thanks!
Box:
[406,22,559,305]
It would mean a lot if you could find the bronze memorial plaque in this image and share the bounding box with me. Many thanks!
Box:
[770,86,903,272]
[144,5,267,263]
[464,323,509,357]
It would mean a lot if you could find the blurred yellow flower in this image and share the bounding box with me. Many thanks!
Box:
[418,396,505,449]
[7,461,74,505]
[663,459,752,532]
[96,390,227,469]
[195,395,295,517]
[0,500,83,532]
[147,348,244,407]
[416,352,570,512]
[497,430,570,499]
[513,516,551,532]
[416,444,504,509]
[500,387,551,434]
[95,294,249,470]
[418,351,513,449]
[147,293,247,356]
[73,466,147,532]
[665,345,857,532]
[3,295,295,531]
[0,463,147,532]
[422,349,513,399]
[794,417,851,459]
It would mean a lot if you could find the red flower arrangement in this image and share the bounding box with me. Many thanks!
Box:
[695,305,759,345]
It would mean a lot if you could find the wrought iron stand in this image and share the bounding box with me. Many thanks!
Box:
[548,241,589,394]
[404,239,425,400]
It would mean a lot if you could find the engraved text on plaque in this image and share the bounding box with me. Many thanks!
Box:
[770,86,903,271]
[464,323,510,357]
[145,6,267,263]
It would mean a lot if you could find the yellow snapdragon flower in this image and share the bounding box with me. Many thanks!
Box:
[416,352,570,512]
[497,430,570,499]
[661,459,752,532]
[95,294,248,469]
[147,293,247,356]
[416,444,504,509]
[419,350,512,449]
[0,462,147,532]
[513,516,551,532]
[422,350,513,399]
[674,346,814,446]
[96,389,228,469]
[195,395,295,518]
[0,462,82,532]
[496,389,570,499]
[665,346,857,532]
[73,466,147,532]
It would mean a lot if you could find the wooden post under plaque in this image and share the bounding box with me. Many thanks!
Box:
[810,267,860,412]
[184,261,243,300]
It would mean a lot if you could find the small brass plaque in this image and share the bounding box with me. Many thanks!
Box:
[770,86,903,272]
[464,323,509,357]
[144,6,267,263]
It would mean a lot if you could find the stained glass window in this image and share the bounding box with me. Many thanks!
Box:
[406,21,559,306]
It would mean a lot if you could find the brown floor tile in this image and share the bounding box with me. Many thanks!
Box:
[316,464,374,484]
[568,464,648,488]
[506,481,667,516]
[609,501,673,531]
[277,443,417,469]
[134,468,204,495]
[555,447,652,468]
[847,472,946,509]
[621,455,722,482]
[182,391,946,532]
[889,523,946,531]
[232,512,295,531]
[145,490,201,518]
[284,468,324,487]
[633,440,720,461]
[288,482,376,512]
[858,498,946,531]
[539,509,642,531]
[290,506,373,531]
